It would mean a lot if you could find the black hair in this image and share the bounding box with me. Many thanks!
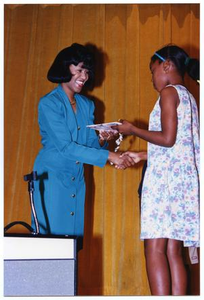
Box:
[47,43,95,86]
[151,44,199,82]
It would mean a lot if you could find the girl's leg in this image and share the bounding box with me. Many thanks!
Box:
[144,238,171,295]
[167,239,187,295]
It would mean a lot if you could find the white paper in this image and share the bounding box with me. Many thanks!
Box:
[188,246,199,264]
[86,122,121,132]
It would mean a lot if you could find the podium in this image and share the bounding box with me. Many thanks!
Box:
[4,234,77,296]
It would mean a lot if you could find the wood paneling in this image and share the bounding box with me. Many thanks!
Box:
[4,4,199,296]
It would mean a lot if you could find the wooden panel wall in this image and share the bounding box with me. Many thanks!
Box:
[4,4,199,296]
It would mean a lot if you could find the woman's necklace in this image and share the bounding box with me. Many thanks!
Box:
[70,100,76,105]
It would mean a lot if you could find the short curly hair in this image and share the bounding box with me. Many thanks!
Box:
[47,43,95,86]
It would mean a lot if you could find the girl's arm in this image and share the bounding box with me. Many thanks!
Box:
[116,86,179,147]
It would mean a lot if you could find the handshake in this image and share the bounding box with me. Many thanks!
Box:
[95,121,147,169]
[108,151,147,170]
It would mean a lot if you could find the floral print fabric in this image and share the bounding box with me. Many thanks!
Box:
[141,85,200,247]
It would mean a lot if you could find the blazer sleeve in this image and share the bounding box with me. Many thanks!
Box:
[38,96,109,167]
[86,100,108,150]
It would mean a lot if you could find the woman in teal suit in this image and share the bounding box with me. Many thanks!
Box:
[32,43,134,236]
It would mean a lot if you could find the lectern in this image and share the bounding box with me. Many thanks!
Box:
[4,234,77,296]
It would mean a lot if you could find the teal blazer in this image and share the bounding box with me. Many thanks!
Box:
[32,84,109,236]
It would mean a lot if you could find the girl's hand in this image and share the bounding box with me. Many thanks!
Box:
[120,151,147,163]
[108,152,135,169]
[112,120,135,135]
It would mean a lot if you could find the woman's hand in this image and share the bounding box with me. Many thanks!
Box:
[99,130,118,146]
[120,151,147,163]
[108,152,135,169]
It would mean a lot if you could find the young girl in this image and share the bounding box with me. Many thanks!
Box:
[115,45,200,295]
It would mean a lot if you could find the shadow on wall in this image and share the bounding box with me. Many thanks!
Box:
[78,164,104,295]
[83,43,109,124]
[138,4,199,28]
[77,43,109,295]
[103,4,199,30]
[78,235,103,295]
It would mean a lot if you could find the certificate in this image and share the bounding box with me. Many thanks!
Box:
[86,122,121,132]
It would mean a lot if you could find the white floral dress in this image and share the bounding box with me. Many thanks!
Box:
[140,85,200,247]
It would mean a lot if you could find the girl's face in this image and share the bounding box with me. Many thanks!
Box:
[66,62,89,94]
[150,60,168,92]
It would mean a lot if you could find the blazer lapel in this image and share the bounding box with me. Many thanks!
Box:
[57,85,78,141]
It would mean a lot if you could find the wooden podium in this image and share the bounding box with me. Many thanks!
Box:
[4,234,77,296]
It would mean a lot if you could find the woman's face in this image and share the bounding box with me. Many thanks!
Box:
[150,60,167,92]
[66,62,89,94]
